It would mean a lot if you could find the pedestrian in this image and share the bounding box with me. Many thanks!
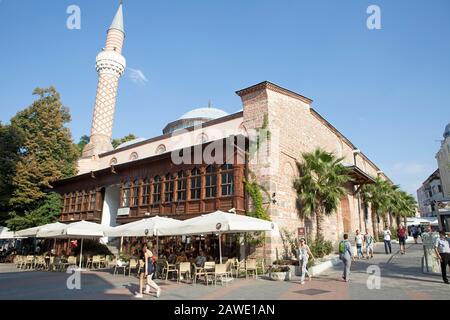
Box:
[339,234,353,282]
[355,229,364,259]
[383,225,392,254]
[434,230,450,284]
[397,224,407,254]
[364,230,374,259]
[135,243,161,298]
[297,238,314,284]
[411,226,418,244]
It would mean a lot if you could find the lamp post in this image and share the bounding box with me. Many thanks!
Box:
[353,149,363,231]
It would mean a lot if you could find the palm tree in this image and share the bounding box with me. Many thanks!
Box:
[293,149,352,241]
[360,177,391,240]
[392,190,417,227]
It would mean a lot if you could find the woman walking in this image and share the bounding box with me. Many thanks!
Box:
[297,238,314,285]
[135,243,161,298]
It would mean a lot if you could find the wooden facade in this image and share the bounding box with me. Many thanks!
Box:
[54,136,247,224]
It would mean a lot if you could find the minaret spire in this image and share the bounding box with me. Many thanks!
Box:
[82,2,126,158]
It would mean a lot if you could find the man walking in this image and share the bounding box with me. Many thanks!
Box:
[364,230,374,259]
[383,225,392,254]
[397,224,407,254]
[434,230,450,284]
[339,234,353,282]
[355,229,364,259]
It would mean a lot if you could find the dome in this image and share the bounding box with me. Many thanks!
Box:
[444,123,450,139]
[163,106,229,135]
[116,137,146,149]
[179,107,228,121]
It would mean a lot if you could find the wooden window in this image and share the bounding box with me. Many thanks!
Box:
[83,191,89,211]
[70,192,76,212]
[89,190,96,211]
[121,181,131,207]
[165,174,174,203]
[131,179,140,206]
[142,178,151,205]
[190,168,201,200]
[221,164,234,196]
[64,195,70,213]
[153,176,162,204]
[205,165,217,198]
[177,171,186,201]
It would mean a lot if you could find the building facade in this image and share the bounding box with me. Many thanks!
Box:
[417,169,446,217]
[53,3,393,261]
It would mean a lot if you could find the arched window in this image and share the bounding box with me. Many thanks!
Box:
[205,165,216,198]
[153,176,162,204]
[155,144,166,155]
[121,181,131,207]
[131,179,140,206]
[221,164,234,196]
[164,174,174,203]
[141,178,151,205]
[110,157,118,166]
[190,168,201,200]
[177,171,186,201]
[197,133,208,144]
[130,152,139,161]
[89,190,96,211]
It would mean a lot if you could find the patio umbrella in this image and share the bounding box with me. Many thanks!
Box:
[38,220,111,269]
[0,226,16,240]
[105,216,184,255]
[167,210,276,263]
[15,222,66,254]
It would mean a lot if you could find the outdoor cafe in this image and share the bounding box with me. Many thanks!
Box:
[1,211,276,286]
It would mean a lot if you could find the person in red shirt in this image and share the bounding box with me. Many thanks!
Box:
[397,224,407,254]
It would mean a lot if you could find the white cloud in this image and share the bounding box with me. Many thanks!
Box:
[127,68,148,84]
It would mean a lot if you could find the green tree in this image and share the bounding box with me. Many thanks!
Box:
[112,134,137,149]
[77,135,90,155]
[293,149,352,241]
[6,192,62,231]
[360,177,392,241]
[8,87,79,211]
[0,123,24,224]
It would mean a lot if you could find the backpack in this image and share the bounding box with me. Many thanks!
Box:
[339,241,346,254]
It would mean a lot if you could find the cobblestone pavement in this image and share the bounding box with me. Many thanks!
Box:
[0,242,448,300]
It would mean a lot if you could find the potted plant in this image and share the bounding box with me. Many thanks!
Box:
[268,265,291,281]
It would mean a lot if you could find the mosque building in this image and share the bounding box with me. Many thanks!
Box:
[53,3,392,260]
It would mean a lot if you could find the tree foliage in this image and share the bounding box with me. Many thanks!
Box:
[8,87,78,210]
[294,149,352,240]
[6,192,62,231]
[112,134,137,149]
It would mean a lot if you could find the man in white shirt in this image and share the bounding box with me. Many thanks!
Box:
[355,229,364,259]
[434,230,450,284]
[383,226,392,254]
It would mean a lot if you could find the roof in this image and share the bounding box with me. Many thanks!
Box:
[109,3,124,34]
[236,81,313,104]
[115,137,146,149]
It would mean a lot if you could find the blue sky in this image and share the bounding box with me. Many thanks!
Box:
[0,0,449,197]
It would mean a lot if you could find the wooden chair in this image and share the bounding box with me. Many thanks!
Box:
[192,262,206,284]
[237,259,246,278]
[177,262,191,283]
[99,255,107,268]
[91,255,101,269]
[106,256,117,270]
[67,256,77,267]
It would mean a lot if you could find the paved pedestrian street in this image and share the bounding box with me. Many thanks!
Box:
[0,242,448,300]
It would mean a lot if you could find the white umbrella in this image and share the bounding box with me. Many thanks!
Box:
[16,222,66,237]
[105,216,184,237]
[170,210,276,263]
[38,220,111,269]
[0,226,17,240]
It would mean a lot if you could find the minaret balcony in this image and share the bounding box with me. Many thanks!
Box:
[95,50,126,76]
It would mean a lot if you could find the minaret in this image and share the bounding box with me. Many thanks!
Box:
[82,2,126,158]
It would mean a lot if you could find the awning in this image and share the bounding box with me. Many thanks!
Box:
[105,216,184,237]
[0,226,16,240]
[345,165,375,185]
[16,222,66,238]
